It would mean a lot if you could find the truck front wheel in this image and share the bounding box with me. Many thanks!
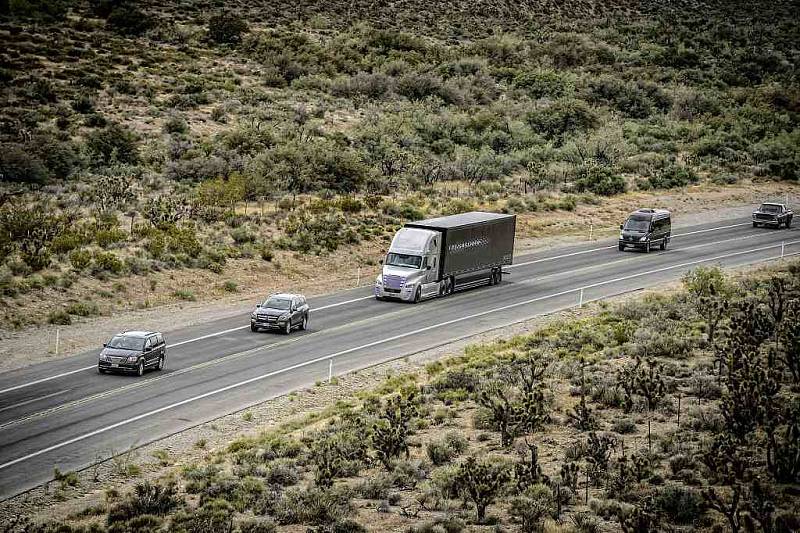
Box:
[786,217,792,228]
[413,286,421,303]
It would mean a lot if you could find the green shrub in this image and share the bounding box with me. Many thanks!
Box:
[0,145,49,184]
[48,309,72,325]
[69,249,93,270]
[65,301,100,317]
[526,99,597,141]
[96,228,127,248]
[108,481,181,524]
[173,289,196,301]
[169,498,233,532]
[573,165,626,196]
[106,3,154,35]
[514,69,572,99]
[611,418,637,434]
[207,12,248,44]
[222,280,238,292]
[274,486,353,525]
[642,165,699,190]
[86,123,139,167]
[230,226,256,244]
[654,484,704,524]
[238,518,277,533]
[93,251,124,274]
[163,114,188,134]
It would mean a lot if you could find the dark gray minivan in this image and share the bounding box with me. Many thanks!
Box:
[619,208,671,252]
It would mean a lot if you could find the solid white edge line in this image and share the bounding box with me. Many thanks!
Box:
[1,239,796,472]
[0,295,375,396]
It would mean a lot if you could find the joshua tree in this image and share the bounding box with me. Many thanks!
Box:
[372,393,417,469]
[456,457,511,523]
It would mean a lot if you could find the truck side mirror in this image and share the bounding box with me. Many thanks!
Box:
[619,224,623,230]
[426,265,432,270]
[256,302,261,308]
[379,259,383,265]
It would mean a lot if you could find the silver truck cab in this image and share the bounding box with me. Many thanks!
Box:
[375,227,442,303]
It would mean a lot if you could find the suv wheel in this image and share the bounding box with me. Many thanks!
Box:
[157,355,165,371]
[618,243,625,251]
[284,320,292,335]
[753,221,759,228]
[98,367,105,374]
[136,360,144,377]
[300,314,308,331]
[250,324,258,332]
[786,217,792,229]
[660,238,667,250]
[645,242,651,253]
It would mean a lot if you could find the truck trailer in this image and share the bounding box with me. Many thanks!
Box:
[374,211,516,302]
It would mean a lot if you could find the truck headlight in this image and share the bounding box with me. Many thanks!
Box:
[639,236,648,242]
[375,276,383,286]
[279,313,290,321]
[251,311,257,318]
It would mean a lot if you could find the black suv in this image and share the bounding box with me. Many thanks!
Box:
[98,331,166,376]
[619,208,672,252]
[752,203,793,228]
[251,293,310,334]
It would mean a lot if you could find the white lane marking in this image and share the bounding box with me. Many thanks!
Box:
[1,239,795,472]
[0,296,374,396]
[0,390,70,414]
[509,222,754,269]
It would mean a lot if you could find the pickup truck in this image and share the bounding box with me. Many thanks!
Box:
[752,203,793,228]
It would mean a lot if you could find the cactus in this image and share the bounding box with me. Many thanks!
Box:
[514,440,549,492]
[585,432,616,482]
[568,358,596,431]
[559,461,579,492]
[702,435,749,533]
[455,457,511,523]
[778,300,800,384]
[765,401,800,482]
[372,393,417,469]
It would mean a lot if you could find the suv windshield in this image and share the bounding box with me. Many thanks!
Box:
[108,335,145,350]
[264,298,291,310]
[623,217,650,232]
[386,253,422,269]
[760,204,781,214]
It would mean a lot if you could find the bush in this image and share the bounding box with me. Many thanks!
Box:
[573,165,626,196]
[514,69,571,99]
[93,251,124,274]
[69,249,93,270]
[163,114,188,134]
[653,484,704,524]
[108,481,181,524]
[642,165,699,190]
[169,498,233,532]
[274,486,353,525]
[65,301,100,317]
[426,432,469,466]
[526,99,597,141]
[0,145,49,184]
[238,518,277,533]
[611,418,637,435]
[173,289,196,301]
[86,123,139,167]
[106,3,153,35]
[208,12,248,44]
[48,309,72,325]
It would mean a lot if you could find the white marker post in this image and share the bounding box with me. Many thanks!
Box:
[356,267,361,287]
[328,359,333,382]
[781,241,785,259]
[578,288,584,308]
[589,222,593,241]
[55,328,60,356]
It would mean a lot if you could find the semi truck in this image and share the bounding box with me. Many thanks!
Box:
[374,211,516,303]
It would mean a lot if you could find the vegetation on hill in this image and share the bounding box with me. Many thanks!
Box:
[0,0,798,328]
[14,261,800,532]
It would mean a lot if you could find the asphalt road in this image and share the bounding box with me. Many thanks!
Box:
[0,217,798,500]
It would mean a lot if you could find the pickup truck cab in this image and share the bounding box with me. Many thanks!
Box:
[752,203,793,228]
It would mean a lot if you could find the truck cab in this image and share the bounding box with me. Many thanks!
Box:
[375,227,442,303]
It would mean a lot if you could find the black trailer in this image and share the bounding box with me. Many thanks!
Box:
[405,212,516,289]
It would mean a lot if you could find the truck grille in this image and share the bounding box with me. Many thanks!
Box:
[755,213,777,220]
[257,315,277,322]
[383,274,406,290]
[109,356,126,364]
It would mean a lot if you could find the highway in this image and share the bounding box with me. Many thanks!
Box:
[0,216,798,500]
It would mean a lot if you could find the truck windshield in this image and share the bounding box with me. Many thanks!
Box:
[108,335,145,350]
[623,217,650,232]
[760,204,781,213]
[386,253,422,269]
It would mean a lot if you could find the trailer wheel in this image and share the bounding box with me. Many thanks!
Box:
[496,270,502,283]
[447,277,455,295]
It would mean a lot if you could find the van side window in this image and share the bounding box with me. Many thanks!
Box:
[145,338,152,350]
[156,334,164,345]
